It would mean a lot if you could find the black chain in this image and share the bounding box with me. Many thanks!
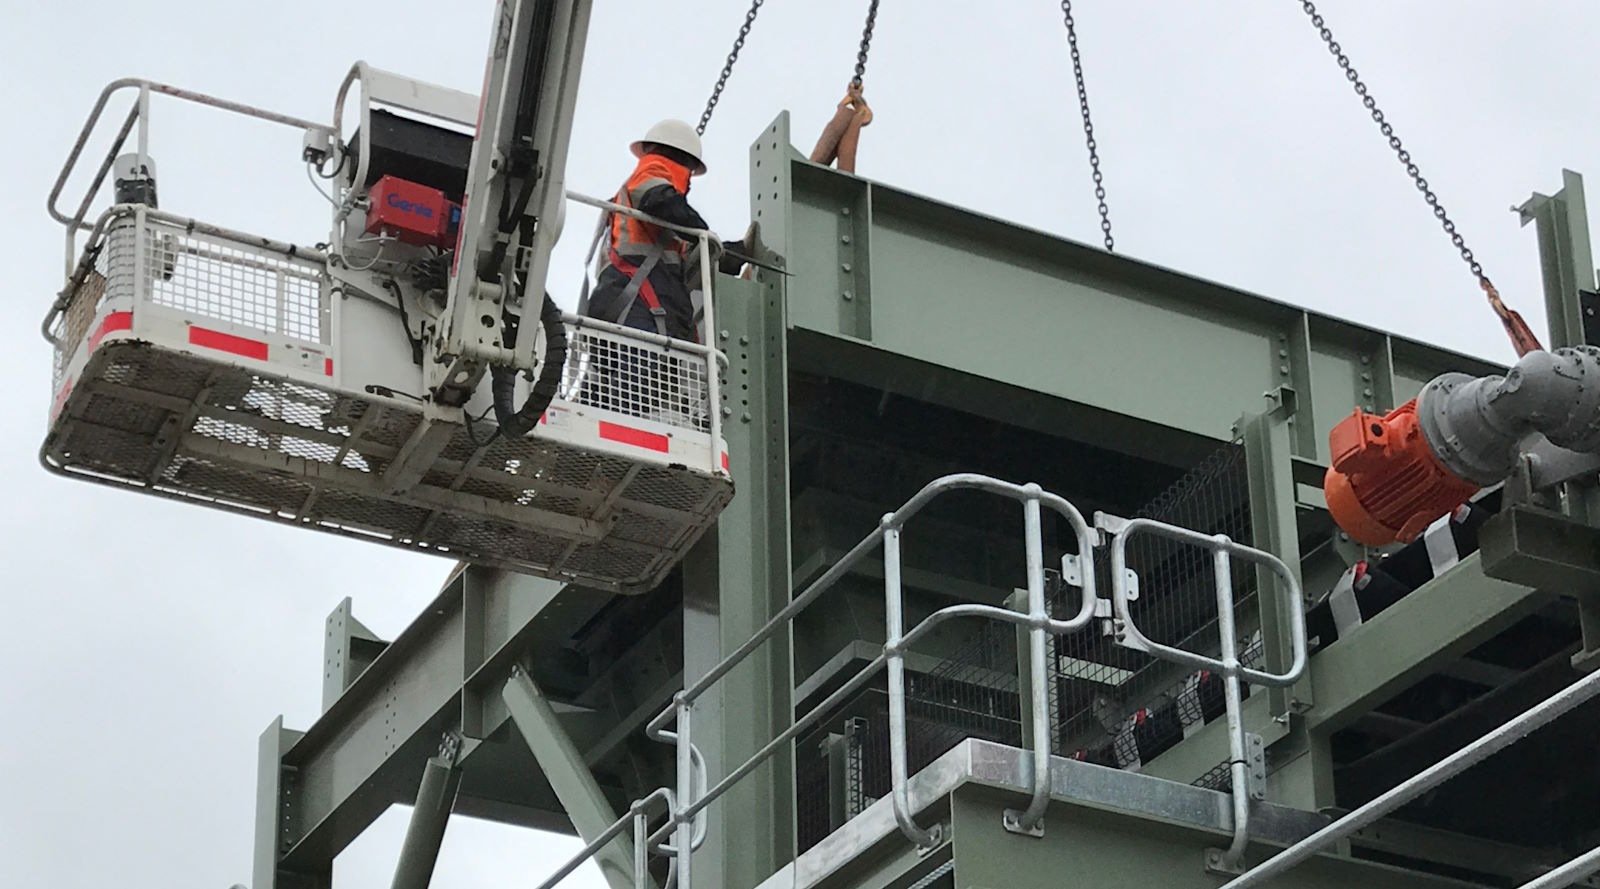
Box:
[1061,0,1114,252]
[852,0,881,88]
[1297,0,1486,285]
[698,0,766,136]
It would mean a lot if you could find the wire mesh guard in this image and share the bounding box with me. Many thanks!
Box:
[44,214,733,593]
[560,326,710,432]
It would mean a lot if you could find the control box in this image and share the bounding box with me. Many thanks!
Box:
[365,175,461,247]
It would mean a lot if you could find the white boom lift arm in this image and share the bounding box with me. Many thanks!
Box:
[442,0,591,398]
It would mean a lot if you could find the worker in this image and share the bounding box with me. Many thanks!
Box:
[585,119,752,343]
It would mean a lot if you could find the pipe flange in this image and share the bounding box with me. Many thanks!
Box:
[1417,372,1514,486]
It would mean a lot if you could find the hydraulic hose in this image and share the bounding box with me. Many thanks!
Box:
[1418,346,1600,485]
[491,292,567,438]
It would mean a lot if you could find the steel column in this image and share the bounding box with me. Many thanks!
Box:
[1239,388,1312,719]
[322,597,388,714]
[1519,170,1596,351]
[1517,170,1600,668]
[679,269,796,889]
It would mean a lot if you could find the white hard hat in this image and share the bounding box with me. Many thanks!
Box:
[631,119,707,175]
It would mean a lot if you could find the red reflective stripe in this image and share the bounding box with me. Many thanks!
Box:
[721,452,729,471]
[325,358,334,376]
[598,421,670,453]
[189,326,269,361]
[88,311,133,352]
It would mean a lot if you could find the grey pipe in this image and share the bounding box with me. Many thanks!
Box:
[1418,346,1600,485]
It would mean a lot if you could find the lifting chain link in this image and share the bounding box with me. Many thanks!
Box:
[852,0,881,89]
[1061,0,1114,252]
[698,0,767,136]
[1296,0,1542,354]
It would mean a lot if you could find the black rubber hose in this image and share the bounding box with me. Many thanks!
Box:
[491,292,567,438]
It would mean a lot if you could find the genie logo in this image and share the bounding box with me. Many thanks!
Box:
[386,191,435,219]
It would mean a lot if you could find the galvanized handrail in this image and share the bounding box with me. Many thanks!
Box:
[48,78,324,279]
[637,473,1102,884]
[1516,843,1600,889]
[529,786,678,889]
[1105,516,1309,873]
[1219,664,1600,888]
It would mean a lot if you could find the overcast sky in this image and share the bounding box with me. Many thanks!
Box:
[4,2,1600,889]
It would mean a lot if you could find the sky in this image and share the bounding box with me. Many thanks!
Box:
[2,2,1599,889]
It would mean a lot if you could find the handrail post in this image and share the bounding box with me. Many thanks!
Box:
[1211,540,1252,873]
[633,812,649,889]
[1005,490,1052,836]
[673,697,694,889]
[697,233,722,474]
[135,83,151,188]
[883,519,940,850]
[1219,661,1600,888]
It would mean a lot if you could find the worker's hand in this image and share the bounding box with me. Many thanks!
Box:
[685,235,724,271]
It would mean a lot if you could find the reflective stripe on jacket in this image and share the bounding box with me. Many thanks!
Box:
[609,154,694,265]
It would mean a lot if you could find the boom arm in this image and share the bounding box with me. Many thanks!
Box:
[435,0,593,405]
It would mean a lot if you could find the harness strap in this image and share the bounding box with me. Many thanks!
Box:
[609,245,669,336]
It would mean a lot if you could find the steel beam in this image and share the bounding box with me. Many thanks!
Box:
[1307,554,1548,734]
[949,789,1463,889]
[1146,555,1546,792]
[759,112,1503,466]
[502,668,638,889]
[254,566,619,883]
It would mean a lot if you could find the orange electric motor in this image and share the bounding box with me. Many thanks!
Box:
[1323,400,1480,547]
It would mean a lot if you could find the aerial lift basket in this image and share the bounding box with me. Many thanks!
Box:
[44,201,733,594]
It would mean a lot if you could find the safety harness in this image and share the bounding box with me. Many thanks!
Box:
[576,185,683,339]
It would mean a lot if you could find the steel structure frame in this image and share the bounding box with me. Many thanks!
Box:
[253,116,1600,889]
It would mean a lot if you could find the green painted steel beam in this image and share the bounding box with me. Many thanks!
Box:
[503,668,639,889]
[1307,554,1548,734]
[758,112,1501,464]
[253,568,627,885]
[950,790,1484,889]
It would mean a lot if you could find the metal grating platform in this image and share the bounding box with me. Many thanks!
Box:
[43,210,733,594]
